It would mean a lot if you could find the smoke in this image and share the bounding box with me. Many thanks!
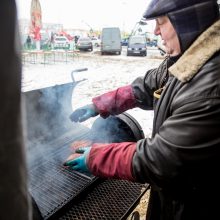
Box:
[22,79,141,218]
[89,115,138,143]
[22,81,93,218]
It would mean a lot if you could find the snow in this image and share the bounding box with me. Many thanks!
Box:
[22,47,163,138]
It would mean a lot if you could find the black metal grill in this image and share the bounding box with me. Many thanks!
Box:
[28,130,98,219]
[24,82,148,219]
[58,180,147,220]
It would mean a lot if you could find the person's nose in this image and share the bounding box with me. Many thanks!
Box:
[154,23,161,36]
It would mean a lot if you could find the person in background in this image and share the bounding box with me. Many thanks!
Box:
[50,32,55,49]
[26,35,32,50]
[74,35,79,44]
[65,0,220,219]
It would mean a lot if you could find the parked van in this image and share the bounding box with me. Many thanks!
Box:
[101,27,122,55]
[127,35,147,56]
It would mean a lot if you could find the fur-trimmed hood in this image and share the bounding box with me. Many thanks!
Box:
[169,19,220,82]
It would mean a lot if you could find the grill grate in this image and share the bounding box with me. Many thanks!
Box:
[58,179,148,220]
[28,128,97,219]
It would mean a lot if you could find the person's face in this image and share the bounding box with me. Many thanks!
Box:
[154,16,181,56]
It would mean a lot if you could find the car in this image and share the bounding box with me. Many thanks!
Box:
[90,37,101,47]
[76,37,93,51]
[53,36,70,49]
[127,35,147,56]
[146,39,158,47]
[121,38,129,46]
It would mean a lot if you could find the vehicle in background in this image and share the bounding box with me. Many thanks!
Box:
[121,38,129,46]
[101,27,122,55]
[146,39,157,47]
[76,37,93,51]
[54,36,70,49]
[127,35,147,56]
[90,37,101,47]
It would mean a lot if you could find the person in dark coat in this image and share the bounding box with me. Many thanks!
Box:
[66,1,220,219]
[26,35,32,49]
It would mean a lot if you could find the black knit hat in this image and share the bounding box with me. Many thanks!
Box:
[143,0,220,51]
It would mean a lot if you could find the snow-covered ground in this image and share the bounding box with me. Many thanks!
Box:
[22,47,163,137]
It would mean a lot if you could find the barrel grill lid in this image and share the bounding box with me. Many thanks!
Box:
[90,112,145,143]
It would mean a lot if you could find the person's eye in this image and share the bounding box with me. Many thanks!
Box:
[157,17,166,25]
[157,20,164,25]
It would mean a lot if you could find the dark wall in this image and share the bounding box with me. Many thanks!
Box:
[0,1,30,219]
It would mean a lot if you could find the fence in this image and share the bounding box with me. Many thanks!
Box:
[22,49,80,65]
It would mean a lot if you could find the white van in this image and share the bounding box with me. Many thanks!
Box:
[101,27,122,55]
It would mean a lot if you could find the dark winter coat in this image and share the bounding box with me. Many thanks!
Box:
[88,20,220,220]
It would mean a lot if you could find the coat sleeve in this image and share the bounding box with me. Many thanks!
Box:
[92,85,137,118]
[87,142,136,181]
[132,57,170,110]
[92,58,169,117]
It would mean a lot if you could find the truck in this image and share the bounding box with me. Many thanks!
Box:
[101,27,122,55]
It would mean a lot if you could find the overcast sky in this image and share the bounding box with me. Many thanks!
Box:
[16,0,153,32]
